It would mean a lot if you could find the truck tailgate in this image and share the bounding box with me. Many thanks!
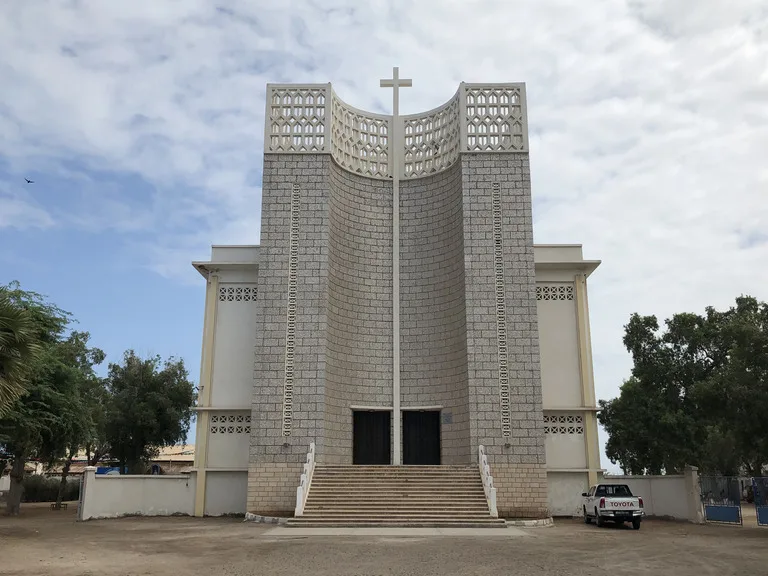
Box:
[604,497,640,510]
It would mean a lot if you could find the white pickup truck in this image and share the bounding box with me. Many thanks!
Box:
[582,484,644,530]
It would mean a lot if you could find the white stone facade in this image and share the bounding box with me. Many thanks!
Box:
[192,80,602,518]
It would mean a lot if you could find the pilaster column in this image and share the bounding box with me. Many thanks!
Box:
[78,466,97,521]
[380,67,411,465]
[574,273,600,485]
[194,272,219,516]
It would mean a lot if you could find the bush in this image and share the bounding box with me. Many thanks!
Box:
[21,475,80,502]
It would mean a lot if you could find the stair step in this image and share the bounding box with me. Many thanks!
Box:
[286,520,506,528]
[302,510,495,514]
[295,465,495,527]
[308,483,484,487]
[306,504,487,508]
[304,511,491,515]
[307,488,485,491]
[292,515,501,520]
[292,516,505,521]
[310,484,481,487]
[309,479,483,482]
[307,489,485,493]
[304,504,488,508]
[307,495,485,499]
[312,480,481,482]
[306,497,487,502]
[307,495,486,499]
[313,469,479,472]
[306,500,487,504]
[308,489,483,492]
[314,466,476,469]
[307,492,486,496]
[307,494,486,497]
[312,473,480,477]
[306,498,486,502]
[306,494,486,497]
[312,482,483,494]
[306,502,487,507]
[310,477,481,481]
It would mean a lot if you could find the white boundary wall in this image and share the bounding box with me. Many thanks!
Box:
[205,471,247,516]
[548,471,589,516]
[78,467,196,520]
[602,465,704,523]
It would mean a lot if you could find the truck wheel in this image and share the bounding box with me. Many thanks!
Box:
[583,506,591,524]
[596,508,605,527]
[632,518,641,530]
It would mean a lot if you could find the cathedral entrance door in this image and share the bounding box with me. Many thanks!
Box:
[352,410,391,465]
[403,410,441,465]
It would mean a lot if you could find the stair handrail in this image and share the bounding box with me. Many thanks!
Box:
[294,441,316,517]
[478,445,499,518]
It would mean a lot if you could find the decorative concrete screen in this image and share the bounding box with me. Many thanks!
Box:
[264,82,528,179]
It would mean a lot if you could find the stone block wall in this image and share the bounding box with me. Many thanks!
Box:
[493,464,549,518]
[247,462,304,517]
[460,153,547,517]
[249,154,331,514]
[400,161,471,464]
[248,151,547,517]
[324,162,393,463]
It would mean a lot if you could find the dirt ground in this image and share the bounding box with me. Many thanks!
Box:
[1,504,767,576]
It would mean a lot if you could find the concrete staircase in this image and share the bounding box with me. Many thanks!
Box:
[286,465,506,527]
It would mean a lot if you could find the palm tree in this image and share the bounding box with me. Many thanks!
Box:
[0,294,40,416]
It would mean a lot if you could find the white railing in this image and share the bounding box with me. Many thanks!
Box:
[264,82,528,179]
[478,445,498,518]
[294,442,316,517]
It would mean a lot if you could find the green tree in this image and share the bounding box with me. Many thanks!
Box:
[82,372,110,467]
[0,331,104,514]
[693,296,768,475]
[0,283,73,515]
[599,295,768,476]
[0,282,71,344]
[600,377,667,474]
[104,351,196,474]
[0,290,42,415]
[599,311,721,474]
[37,332,106,507]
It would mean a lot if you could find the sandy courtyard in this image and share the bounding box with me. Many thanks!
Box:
[1,504,766,576]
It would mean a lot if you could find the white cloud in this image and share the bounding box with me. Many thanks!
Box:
[0,183,55,230]
[1,0,767,469]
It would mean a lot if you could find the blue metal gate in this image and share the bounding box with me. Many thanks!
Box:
[752,477,768,527]
[700,476,742,524]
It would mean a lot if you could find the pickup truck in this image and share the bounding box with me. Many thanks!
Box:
[582,484,644,529]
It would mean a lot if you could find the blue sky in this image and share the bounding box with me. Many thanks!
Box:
[2,1,767,470]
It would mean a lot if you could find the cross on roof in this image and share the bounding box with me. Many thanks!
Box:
[379,67,412,118]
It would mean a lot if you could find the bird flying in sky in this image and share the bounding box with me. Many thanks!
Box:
[24,178,34,184]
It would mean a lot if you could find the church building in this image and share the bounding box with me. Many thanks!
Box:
[192,72,602,522]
